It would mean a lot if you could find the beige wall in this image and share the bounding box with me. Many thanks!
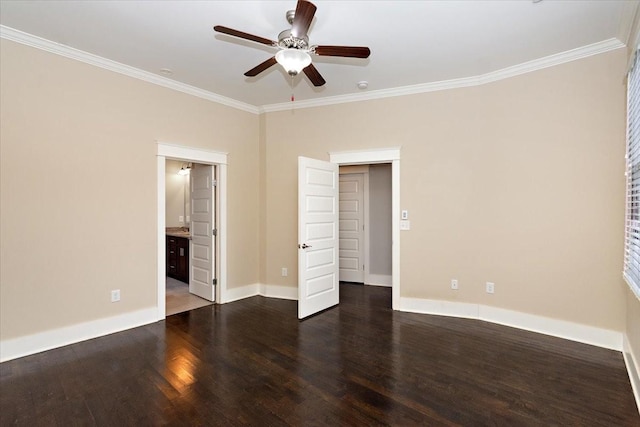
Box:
[0,34,633,347]
[263,48,628,331]
[0,39,259,340]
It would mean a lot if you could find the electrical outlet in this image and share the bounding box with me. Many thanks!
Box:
[111,289,121,302]
[401,210,409,220]
[281,267,288,277]
[486,282,495,294]
[451,279,458,290]
[179,215,184,222]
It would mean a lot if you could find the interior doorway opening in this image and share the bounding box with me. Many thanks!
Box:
[329,148,401,310]
[339,164,392,288]
[164,160,215,316]
[157,143,228,320]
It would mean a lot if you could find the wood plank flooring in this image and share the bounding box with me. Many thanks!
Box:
[1,284,638,426]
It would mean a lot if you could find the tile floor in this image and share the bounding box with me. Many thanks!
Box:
[165,277,213,316]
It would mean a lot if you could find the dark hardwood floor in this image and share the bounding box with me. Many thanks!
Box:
[1,284,638,426]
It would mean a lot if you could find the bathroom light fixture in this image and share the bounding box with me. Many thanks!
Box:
[275,49,312,76]
[177,164,191,176]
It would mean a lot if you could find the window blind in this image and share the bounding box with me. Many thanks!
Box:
[624,48,640,300]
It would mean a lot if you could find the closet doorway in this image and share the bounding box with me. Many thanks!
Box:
[339,164,392,287]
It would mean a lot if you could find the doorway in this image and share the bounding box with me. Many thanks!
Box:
[157,143,228,320]
[339,163,392,287]
[164,160,215,316]
[329,148,400,310]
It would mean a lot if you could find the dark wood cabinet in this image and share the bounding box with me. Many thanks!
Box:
[166,236,189,283]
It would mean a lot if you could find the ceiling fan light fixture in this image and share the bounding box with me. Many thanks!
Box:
[275,48,311,76]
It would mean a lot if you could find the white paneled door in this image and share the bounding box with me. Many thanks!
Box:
[190,164,215,302]
[339,173,365,283]
[298,157,339,319]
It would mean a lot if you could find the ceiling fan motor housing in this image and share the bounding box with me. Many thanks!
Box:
[277,29,309,50]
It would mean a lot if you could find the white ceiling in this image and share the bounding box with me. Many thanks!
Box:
[0,1,637,109]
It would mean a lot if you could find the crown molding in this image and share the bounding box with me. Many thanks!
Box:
[1,25,625,115]
[0,25,260,115]
[260,38,625,113]
[618,1,640,47]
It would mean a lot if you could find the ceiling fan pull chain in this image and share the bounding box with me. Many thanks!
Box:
[290,74,295,102]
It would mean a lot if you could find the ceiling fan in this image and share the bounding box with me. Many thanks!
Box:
[213,0,370,87]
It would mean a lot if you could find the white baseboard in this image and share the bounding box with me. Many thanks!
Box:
[260,284,298,300]
[0,307,158,362]
[399,297,479,319]
[623,334,640,413]
[399,297,622,351]
[365,274,392,287]
[220,283,298,303]
[220,283,259,304]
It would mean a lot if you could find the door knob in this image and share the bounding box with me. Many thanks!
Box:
[299,243,312,249]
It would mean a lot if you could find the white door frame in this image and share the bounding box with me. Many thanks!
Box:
[157,142,228,320]
[329,148,401,310]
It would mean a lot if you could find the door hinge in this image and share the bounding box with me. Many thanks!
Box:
[212,229,217,236]
[212,179,217,187]
[212,278,217,285]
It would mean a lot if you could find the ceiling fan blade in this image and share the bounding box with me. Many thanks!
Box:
[213,25,276,46]
[244,57,278,77]
[313,45,371,58]
[291,0,317,39]
[303,63,326,87]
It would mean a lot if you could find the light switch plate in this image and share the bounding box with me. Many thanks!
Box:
[179,215,184,222]
[400,220,410,230]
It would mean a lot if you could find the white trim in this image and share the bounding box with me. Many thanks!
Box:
[157,142,228,318]
[262,39,624,112]
[329,148,401,310]
[218,164,228,303]
[399,297,479,319]
[478,305,622,350]
[3,26,622,116]
[218,283,299,303]
[391,159,400,310]
[156,156,166,319]
[220,284,259,304]
[0,25,259,115]
[260,284,299,300]
[158,143,228,165]
[365,274,392,287]
[399,297,623,351]
[330,148,401,164]
[0,307,157,362]
[623,334,640,413]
